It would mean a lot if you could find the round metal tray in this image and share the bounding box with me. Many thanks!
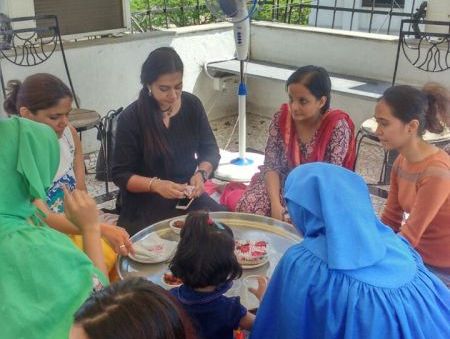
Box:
[117,212,302,308]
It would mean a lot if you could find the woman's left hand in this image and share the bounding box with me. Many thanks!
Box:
[189,172,205,198]
[100,224,134,256]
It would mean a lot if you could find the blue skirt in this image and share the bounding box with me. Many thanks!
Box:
[251,242,450,339]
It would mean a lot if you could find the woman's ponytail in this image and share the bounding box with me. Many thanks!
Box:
[422,82,450,134]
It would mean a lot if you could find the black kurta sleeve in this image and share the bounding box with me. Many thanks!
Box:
[112,103,143,190]
[193,96,221,170]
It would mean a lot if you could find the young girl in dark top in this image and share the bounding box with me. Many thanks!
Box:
[169,211,266,339]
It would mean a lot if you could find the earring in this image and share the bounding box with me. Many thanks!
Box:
[148,89,152,97]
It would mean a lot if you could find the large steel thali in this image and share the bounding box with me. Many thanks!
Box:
[117,212,302,308]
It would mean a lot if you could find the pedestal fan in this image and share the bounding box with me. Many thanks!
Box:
[206,0,264,182]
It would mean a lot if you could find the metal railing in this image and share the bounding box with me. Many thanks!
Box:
[280,0,424,34]
[130,0,426,35]
[131,1,216,32]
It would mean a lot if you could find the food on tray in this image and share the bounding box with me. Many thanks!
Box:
[235,240,268,266]
[169,218,186,235]
[173,220,185,229]
[163,272,183,286]
[130,233,178,264]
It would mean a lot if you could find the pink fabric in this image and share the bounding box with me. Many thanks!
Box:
[220,182,247,212]
[204,179,218,195]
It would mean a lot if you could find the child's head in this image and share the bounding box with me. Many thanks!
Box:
[169,211,242,289]
[71,277,196,339]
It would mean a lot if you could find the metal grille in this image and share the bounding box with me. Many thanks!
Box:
[130,0,427,35]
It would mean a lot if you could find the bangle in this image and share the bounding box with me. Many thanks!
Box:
[147,177,159,192]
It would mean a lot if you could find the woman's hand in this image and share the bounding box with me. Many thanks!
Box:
[152,179,186,199]
[189,172,205,198]
[248,276,269,301]
[271,202,285,221]
[100,224,134,256]
[63,187,100,233]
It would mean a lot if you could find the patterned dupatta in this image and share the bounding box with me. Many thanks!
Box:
[278,103,356,170]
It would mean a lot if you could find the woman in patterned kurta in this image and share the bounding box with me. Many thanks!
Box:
[236,66,356,220]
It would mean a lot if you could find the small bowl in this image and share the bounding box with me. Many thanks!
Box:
[169,216,186,234]
[161,272,183,289]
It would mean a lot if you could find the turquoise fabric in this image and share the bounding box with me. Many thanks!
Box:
[0,117,107,339]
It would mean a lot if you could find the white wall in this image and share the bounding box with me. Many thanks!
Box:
[246,21,450,126]
[426,0,450,21]
[247,77,377,129]
[1,0,35,18]
[1,20,449,152]
[0,23,236,152]
[250,22,450,86]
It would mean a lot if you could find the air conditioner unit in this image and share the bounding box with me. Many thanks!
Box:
[425,0,450,34]
[1,0,131,39]
[426,0,450,21]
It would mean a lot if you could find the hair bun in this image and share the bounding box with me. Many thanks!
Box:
[3,80,22,115]
[422,82,450,134]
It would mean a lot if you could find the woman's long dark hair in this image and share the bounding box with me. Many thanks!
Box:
[74,277,197,339]
[380,83,450,136]
[137,47,184,175]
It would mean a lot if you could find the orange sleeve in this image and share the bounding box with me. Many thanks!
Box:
[399,165,450,247]
[381,162,403,232]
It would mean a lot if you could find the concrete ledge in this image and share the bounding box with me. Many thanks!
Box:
[207,59,390,100]
[252,21,398,42]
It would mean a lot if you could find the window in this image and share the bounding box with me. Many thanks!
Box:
[34,0,125,36]
[361,0,405,8]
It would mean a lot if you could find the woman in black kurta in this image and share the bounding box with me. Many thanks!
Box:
[113,47,226,235]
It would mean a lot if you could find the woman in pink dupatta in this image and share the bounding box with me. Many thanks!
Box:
[236,66,356,220]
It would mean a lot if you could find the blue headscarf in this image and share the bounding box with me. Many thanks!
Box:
[284,162,388,269]
[250,163,450,339]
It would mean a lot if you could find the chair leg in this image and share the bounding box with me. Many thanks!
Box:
[379,150,389,184]
[354,131,367,171]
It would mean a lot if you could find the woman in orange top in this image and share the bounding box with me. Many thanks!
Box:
[376,83,450,286]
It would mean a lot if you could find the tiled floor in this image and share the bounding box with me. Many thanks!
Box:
[85,112,389,215]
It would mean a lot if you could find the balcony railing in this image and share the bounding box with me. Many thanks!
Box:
[130,0,426,35]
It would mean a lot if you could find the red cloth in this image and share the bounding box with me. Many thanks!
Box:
[278,103,356,170]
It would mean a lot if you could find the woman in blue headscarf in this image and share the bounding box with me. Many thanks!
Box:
[251,163,450,339]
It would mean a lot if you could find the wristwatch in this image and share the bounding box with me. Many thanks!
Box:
[196,169,208,182]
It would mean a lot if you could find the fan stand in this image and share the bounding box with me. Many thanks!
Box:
[215,60,264,182]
